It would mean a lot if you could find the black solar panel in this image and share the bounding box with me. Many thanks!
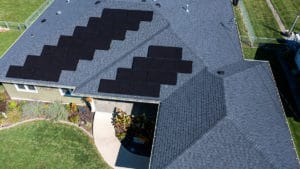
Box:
[116,68,177,85]
[132,57,192,73]
[147,46,182,60]
[99,79,160,97]
[6,8,153,82]
[99,45,193,97]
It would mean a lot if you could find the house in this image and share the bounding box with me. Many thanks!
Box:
[0,0,299,168]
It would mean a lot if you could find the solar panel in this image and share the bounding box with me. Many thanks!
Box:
[99,79,160,97]
[6,9,154,82]
[99,45,192,97]
[116,68,147,81]
[147,70,177,85]
[147,46,182,60]
[132,57,192,73]
[116,68,177,85]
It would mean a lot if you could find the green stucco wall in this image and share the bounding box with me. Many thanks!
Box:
[3,83,84,105]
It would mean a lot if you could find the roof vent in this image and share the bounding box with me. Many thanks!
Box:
[95,1,101,5]
[155,3,161,8]
[30,34,34,37]
[56,11,62,15]
[185,4,190,13]
[66,0,70,3]
[217,70,225,75]
[41,19,47,23]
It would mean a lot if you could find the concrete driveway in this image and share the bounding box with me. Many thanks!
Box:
[93,111,150,169]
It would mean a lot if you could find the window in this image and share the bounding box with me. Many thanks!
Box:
[27,85,36,90]
[59,88,73,96]
[17,84,25,90]
[15,84,38,93]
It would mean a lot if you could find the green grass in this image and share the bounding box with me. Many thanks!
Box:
[287,117,300,157]
[0,30,22,57]
[0,121,111,169]
[233,6,258,60]
[0,84,4,93]
[243,0,281,38]
[0,0,45,22]
[271,0,300,33]
[242,46,258,60]
[233,6,248,37]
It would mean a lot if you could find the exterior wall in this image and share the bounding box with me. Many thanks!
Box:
[3,83,84,105]
[94,99,133,113]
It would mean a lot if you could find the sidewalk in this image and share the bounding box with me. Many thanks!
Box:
[93,112,149,169]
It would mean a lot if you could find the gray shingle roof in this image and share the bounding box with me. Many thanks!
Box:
[150,69,226,169]
[0,0,298,168]
[150,62,299,169]
[165,118,276,169]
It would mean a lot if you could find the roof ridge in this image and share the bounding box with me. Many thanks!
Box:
[165,117,277,169]
[155,69,226,168]
[164,115,228,168]
[212,60,262,78]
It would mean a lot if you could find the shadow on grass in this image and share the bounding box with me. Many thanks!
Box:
[253,41,300,121]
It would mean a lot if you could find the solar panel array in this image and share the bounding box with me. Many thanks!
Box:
[99,46,193,97]
[6,9,153,82]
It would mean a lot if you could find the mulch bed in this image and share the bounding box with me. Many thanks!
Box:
[77,106,95,133]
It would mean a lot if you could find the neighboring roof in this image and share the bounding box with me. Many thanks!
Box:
[0,0,298,168]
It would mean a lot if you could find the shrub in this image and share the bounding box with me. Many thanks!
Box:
[0,92,6,102]
[112,108,132,141]
[44,101,68,121]
[0,101,6,112]
[85,122,92,130]
[68,112,80,124]
[0,113,4,126]
[3,100,23,124]
[22,102,46,119]
[7,100,18,111]
[70,103,78,112]
[4,110,21,124]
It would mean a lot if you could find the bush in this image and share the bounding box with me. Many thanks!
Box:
[85,122,92,130]
[0,113,4,126]
[68,112,80,124]
[44,101,68,121]
[7,100,18,111]
[4,110,21,124]
[22,102,47,119]
[0,101,6,112]
[0,92,6,102]
[1,100,23,124]
[112,108,132,141]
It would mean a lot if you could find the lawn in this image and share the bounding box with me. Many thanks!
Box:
[0,30,22,57]
[0,0,45,22]
[287,117,300,157]
[233,6,258,60]
[0,0,46,57]
[271,0,300,33]
[243,0,281,38]
[242,46,258,60]
[233,6,248,37]
[0,121,111,169]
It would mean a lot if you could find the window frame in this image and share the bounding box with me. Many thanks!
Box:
[59,88,73,96]
[14,84,38,93]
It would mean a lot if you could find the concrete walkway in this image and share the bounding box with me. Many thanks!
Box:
[93,112,149,169]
